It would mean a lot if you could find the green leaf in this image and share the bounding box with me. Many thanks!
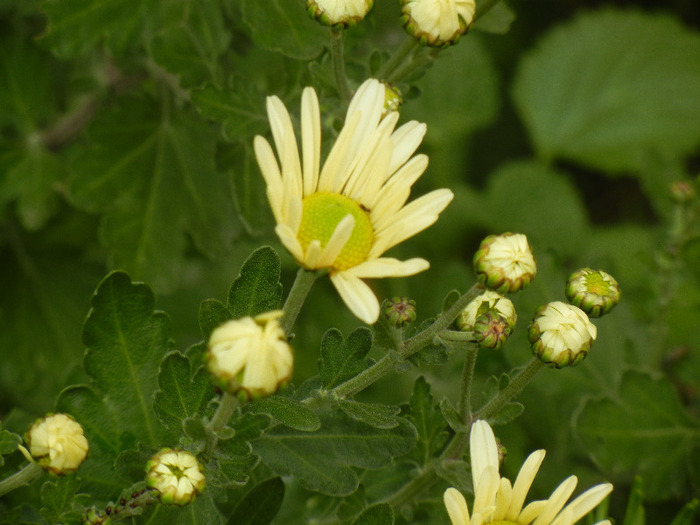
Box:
[248,395,321,432]
[68,97,238,292]
[253,409,417,496]
[480,374,525,426]
[407,377,449,464]
[318,327,374,389]
[335,399,400,430]
[82,271,172,446]
[228,477,285,525]
[39,0,163,58]
[40,476,88,525]
[153,352,215,436]
[239,0,327,60]
[473,160,590,257]
[149,0,230,89]
[227,246,283,319]
[435,459,473,494]
[352,502,395,525]
[0,429,22,466]
[403,35,499,144]
[512,8,700,173]
[574,370,700,500]
[473,1,516,34]
[198,299,232,340]
[406,320,447,367]
[191,85,268,141]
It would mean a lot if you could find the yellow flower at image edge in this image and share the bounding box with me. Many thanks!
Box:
[254,79,454,324]
[307,0,373,27]
[207,311,293,398]
[146,449,205,506]
[444,420,612,525]
[25,413,89,474]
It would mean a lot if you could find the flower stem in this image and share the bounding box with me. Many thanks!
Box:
[204,392,238,457]
[473,357,546,421]
[442,344,479,460]
[330,28,351,103]
[280,268,323,334]
[0,461,43,497]
[332,285,483,399]
[376,37,419,81]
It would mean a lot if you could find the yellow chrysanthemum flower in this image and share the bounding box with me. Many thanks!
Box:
[254,79,453,324]
[444,420,612,525]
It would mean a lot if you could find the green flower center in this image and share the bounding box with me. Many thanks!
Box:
[298,192,373,271]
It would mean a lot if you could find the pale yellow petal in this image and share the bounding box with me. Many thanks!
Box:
[275,224,304,262]
[470,420,500,490]
[506,450,546,520]
[369,154,429,227]
[330,272,380,324]
[301,86,321,197]
[444,488,471,525]
[389,120,426,174]
[346,257,429,279]
[533,476,578,525]
[317,214,355,268]
[370,188,454,258]
[550,483,613,525]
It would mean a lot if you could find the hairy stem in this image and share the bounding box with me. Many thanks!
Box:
[280,268,323,334]
[330,28,351,103]
[474,357,546,420]
[204,392,238,457]
[0,461,43,497]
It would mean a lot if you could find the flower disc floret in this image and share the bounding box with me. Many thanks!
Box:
[401,0,476,47]
[474,233,536,294]
[26,413,89,474]
[565,268,620,318]
[207,311,293,399]
[307,0,373,27]
[254,78,453,324]
[444,420,612,525]
[529,301,597,368]
[146,449,205,506]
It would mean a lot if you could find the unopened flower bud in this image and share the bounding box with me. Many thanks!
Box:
[473,233,537,294]
[566,268,621,318]
[528,301,597,368]
[400,0,476,47]
[670,181,695,204]
[83,508,112,525]
[456,290,516,349]
[307,0,373,27]
[382,82,402,113]
[207,311,293,399]
[25,413,89,474]
[473,312,511,350]
[146,449,205,506]
[382,296,417,327]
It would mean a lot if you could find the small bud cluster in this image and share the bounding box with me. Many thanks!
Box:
[25,413,89,474]
[382,296,417,327]
[456,290,516,350]
[382,82,403,114]
[83,489,155,524]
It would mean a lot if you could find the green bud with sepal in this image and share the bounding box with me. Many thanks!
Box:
[565,268,621,318]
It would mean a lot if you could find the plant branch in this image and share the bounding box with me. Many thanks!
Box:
[330,28,351,103]
[204,392,238,457]
[280,268,323,334]
[0,461,43,497]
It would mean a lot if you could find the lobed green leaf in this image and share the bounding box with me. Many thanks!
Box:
[407,377,449,465]
[512,8,700,173]
[574,370,700,500]
[253,408,417,496]
[352,502,395,525]
[153,352,215,437]
[248,395,321,432]
[335,399,400,430]
[318,327,374,389]
[228,477,285,525]
[227,246,283,319]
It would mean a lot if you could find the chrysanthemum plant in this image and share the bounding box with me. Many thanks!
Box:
[1,1,700,525]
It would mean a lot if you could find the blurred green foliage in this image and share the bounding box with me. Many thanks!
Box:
[1,0,699,523]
